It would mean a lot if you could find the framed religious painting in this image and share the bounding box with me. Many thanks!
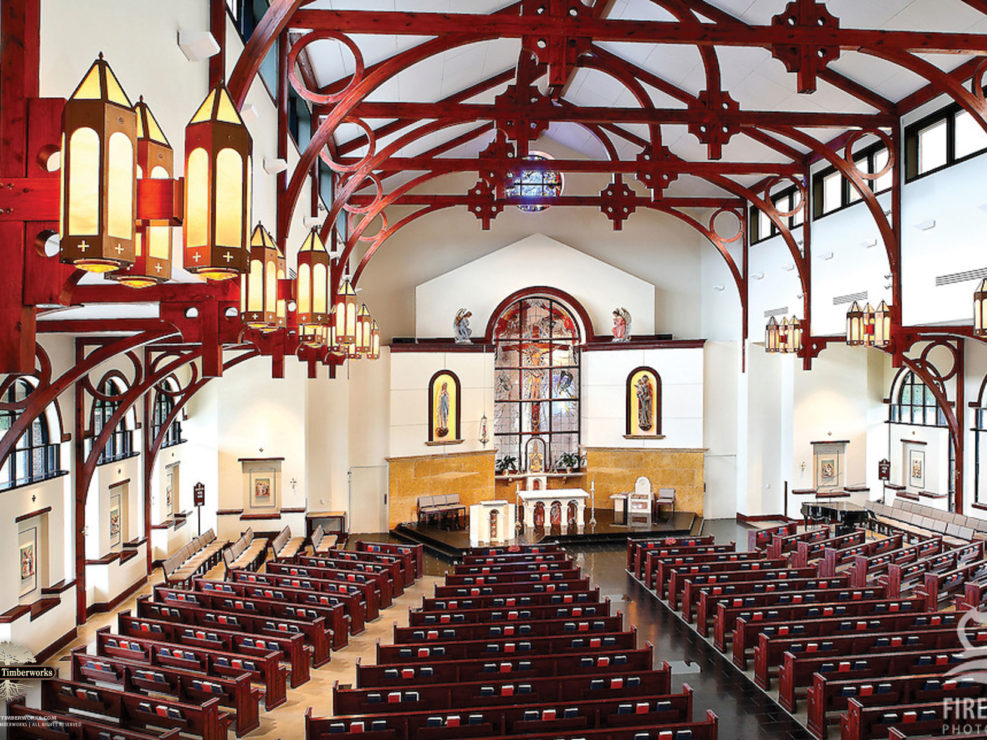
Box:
[625,367,662,437]
[240,458,282,512]
[19,527,37,598]
[109,491,122,548]
[908,447,926,489]
[427,370,462,444]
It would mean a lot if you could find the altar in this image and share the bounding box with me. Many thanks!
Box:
[469,500,515,545]
[518,488,589,530]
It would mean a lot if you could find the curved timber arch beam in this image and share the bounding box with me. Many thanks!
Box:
[759,125,898,278]
[283,30,516,244]
[866,49,987,135]
[228,0,308,108]
[0,328,179,468]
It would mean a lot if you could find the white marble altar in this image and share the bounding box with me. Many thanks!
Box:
[517,488,589,530]
[469,500,515,545]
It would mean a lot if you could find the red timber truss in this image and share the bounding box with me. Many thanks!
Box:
[2,0,987,611]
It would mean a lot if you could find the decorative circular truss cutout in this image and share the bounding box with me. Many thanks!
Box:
[843,129,895,182]
[287,31,365,106]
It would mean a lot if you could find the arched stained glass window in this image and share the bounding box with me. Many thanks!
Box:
[505,153,563,212]
[493,295,580,472]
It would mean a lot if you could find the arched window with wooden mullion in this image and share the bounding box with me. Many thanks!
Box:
[0,379,62,490]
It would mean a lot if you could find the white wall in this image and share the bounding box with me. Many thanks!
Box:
[390,350,495,459]
[581,347,704,449]
[415,235,656,339]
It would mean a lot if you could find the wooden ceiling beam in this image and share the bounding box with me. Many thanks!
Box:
[289,10,987,55]
[346,156,801,176]
[347,101,894,128]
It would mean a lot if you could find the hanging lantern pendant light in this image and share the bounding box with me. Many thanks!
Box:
[59,54,138,274]
[183,85,252,281]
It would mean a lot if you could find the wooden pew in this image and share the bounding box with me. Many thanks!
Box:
[715,586,886,659]
[355,540,424,581]
[691,575,849,635]
[817,534,902,577]
[116,610,310,689]
[228,569,367,634]
[270,525,306,560]
[161,529,227,586]
[99,624,288,711]
[682,569,830,624]
[321,548,413,589]
[790,529,866,569]
[295,554,404,598]
[410,600,611,627]
[265,561,380,619]
[753,620,987,692]
[222,528,267,573]
[71,646,261,737]
[376,628,638,663]
[847,537,941,588]
[356,644,655,688]
[843,697,945,740]
[922,557,987,609]
[648,550,768,593]
[625,535,714,575]
[5,695,183,740]
[153,583,347,651]
[305,706,719,740]
[192,578,349,646]
[41,679,230,740]
[433,577,592,599]
[420,587,601,612]
[766,526,830,559]
[636,544,740,584]
[455,555,572,574]
[748,521,799,551]
[725,596,926,662]
[305,688,695,738]
[135,593,333,668]
[333,666,671,714]
[392,614,624,644]
[444,567,582,585]
[665,559,794,608]
[777,645,965,712]
[807,672,985,738]
[886,540,983,597]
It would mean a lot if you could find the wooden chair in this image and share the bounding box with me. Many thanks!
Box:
[655,487,676,520]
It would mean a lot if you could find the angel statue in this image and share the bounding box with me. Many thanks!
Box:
[612,308,631,342]
[454,308,473,344]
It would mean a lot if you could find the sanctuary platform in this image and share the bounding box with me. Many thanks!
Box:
[392,508,697,559]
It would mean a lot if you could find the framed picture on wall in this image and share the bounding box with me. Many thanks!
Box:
[19,528,37,598]
[908,448,926,489]
[109,491,121,547]
[248,468,278,509]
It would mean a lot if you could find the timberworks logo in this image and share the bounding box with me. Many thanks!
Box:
[0,643,53,700]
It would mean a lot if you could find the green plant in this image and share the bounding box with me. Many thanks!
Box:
[557,452,580,471]
[496,455,518,474]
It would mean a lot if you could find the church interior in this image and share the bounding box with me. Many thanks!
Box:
[6,0,987,738]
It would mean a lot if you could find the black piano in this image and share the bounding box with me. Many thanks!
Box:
[801,500,872,537]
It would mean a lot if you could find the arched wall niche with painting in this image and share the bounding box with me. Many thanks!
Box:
[625,366,663,439]
[427,370,463,445]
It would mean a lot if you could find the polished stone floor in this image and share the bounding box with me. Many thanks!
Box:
[35,520,810,739]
